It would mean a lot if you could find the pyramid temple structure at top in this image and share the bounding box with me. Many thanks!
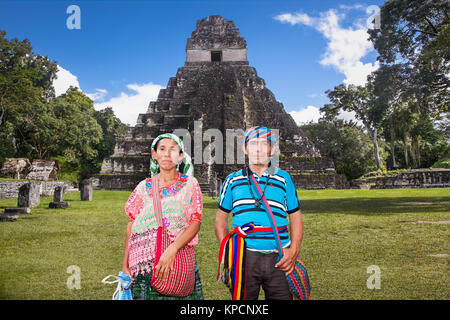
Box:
[95,16,348,192]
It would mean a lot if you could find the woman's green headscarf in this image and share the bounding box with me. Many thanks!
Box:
[150,133,194,177]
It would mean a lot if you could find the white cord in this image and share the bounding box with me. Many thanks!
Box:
[101,275,121,300]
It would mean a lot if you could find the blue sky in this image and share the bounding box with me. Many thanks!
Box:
[0,0,385,126]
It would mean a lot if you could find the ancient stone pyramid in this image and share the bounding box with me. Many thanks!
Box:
[96,16,347,191]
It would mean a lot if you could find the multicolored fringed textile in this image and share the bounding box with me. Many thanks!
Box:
[217,223,253,300]
[286,257,311,300]
[217,223,289,300]
[128,228,157,277]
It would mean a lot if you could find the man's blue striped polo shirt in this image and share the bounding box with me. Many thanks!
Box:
[218,166,300,252]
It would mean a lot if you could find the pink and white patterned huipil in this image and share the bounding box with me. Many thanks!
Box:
[125,173,203,277]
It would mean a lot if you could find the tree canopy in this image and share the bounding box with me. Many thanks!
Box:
[368,0,449,115]
[0,30,126,180]
[300,119,381,180]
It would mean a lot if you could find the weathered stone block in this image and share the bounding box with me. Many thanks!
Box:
[18,182,40,208]
[0,213,18,222]
[4,207,31,214]
[80,179,93,201]
[0,158,31,179]
[49,201,70,209]
[53,186,66,202]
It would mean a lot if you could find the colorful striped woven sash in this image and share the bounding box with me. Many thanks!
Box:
[217,223,288,300]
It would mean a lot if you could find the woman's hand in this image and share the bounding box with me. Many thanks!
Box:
[121,265,131,276]
[121,266,134,288]
[122,221,134,282]
[153,221,200,281]
[154,243,178,281]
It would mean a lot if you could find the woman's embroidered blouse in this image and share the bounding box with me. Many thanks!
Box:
[124,173,203,277]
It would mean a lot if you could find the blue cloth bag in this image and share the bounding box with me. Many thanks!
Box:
[101,271,133,300]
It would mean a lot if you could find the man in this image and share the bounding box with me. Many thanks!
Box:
[215,126,303,300]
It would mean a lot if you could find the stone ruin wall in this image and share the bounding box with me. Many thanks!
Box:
[186,48,247,63]
[0,180,75,199]
[350,169,450,189]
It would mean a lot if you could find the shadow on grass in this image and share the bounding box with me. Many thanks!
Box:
[299,196,450,216]
[202,194,450,216]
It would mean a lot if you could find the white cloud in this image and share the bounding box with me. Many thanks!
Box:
[53,65,81,96]
[338,4,364,11]
[274,8,379,86]
[274,12,314,26]
[52,66,163,126]
[289,105,322,125]
[290,105,362,125]
[337,109,360,124]
[93,82,163,126]
[86,88,108,102]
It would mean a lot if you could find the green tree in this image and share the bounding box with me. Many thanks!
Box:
[49,87,103,174]
[368,63,449,169]
[380,103,448,170]
[367,63,409,168]
[92,107,128,172]
[367,0,449,115]
[0,30,58,163]
[300,119,380,180]
[410,116,448,168]
[322,84,386,170]
[0,30,128,181]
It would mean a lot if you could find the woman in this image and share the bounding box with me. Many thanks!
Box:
[122,133,204,300]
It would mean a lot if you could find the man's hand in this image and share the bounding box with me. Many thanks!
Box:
[275,210,303,274]
[274,247,299,275]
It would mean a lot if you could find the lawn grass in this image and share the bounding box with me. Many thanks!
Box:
[0,187,449,300]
